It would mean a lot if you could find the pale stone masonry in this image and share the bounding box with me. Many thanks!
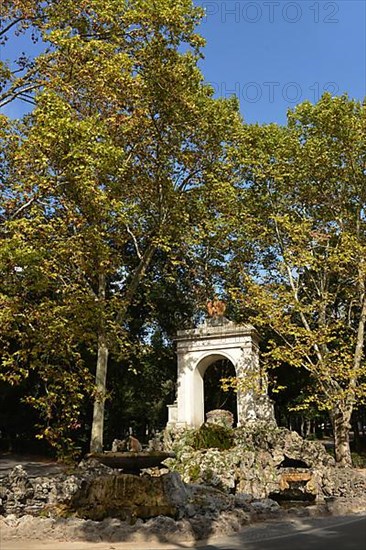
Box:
[167,317,275,428]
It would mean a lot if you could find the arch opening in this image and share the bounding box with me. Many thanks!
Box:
[203,358,238,427]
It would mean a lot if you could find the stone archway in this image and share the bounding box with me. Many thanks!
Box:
[190,351,239,428]
[167,317,275,429]
[203,357,237,425]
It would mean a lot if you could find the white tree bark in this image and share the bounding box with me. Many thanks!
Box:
[90,273,108,453]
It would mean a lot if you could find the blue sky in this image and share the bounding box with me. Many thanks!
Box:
[196,0,366,123]
[1,0,365,124]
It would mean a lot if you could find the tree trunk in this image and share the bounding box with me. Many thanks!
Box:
[330,405,353,467]
[90,273,108,453]
[89,245,157,453]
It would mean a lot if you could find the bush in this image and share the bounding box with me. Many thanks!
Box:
[186,424,234,451]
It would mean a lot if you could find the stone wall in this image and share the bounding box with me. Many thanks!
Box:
[0,460,190,520]
[1,425,365,530]
[0,460,112,517]
[164,423,366,506]
[0,458,285,543]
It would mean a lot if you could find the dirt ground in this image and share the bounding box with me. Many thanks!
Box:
[0,453,67,478]
[0,541,185,550]
[2,515,366,550]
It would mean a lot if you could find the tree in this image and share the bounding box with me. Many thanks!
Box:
[230,94,366,466]
[0,0,242,454]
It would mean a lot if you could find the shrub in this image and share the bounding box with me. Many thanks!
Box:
[187,424,234,451]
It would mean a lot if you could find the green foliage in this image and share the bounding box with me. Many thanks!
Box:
[182,424,234,451]
[229,93,366,466]
[2,1,364,468]
[0,0,242,455]
[187,463,201,482]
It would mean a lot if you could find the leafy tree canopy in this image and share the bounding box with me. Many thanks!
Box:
[228,94,366,465]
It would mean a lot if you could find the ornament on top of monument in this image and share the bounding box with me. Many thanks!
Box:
[206,296,229,326]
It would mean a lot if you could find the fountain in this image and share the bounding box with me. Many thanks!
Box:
[70,437,179,520]
[86,450,175,474]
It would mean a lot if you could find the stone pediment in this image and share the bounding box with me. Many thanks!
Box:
[176,318,259,347]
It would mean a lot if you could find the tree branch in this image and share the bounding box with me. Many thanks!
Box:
[9,195,38,220]
[0,83,39,109]
[0,18,23,38]
[125,225,142,260]
[273,216,325,366]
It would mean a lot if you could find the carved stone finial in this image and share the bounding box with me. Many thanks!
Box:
[207,296,226,318]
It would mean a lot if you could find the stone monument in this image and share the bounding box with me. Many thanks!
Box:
[167,299,275,429]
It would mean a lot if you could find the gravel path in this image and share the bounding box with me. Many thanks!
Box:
[2,514,366,550]
[0,454,67,478]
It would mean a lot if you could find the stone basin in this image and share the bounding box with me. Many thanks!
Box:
[86,451,175,473]
[270,467,317,503]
